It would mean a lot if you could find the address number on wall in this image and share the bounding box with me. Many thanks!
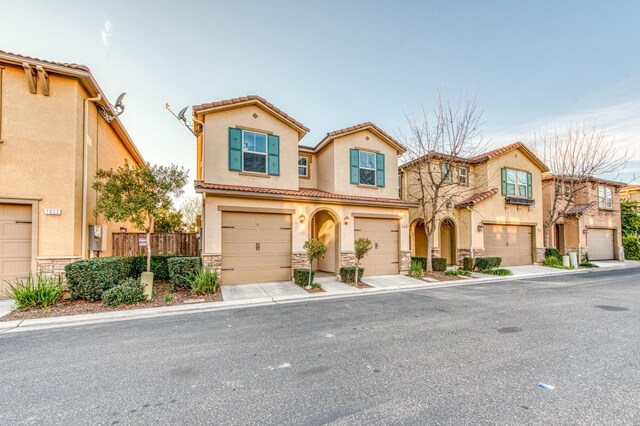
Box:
[44,208,61,215]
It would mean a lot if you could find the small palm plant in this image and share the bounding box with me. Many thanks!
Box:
[354,237,372,285]
[303,238,327,287]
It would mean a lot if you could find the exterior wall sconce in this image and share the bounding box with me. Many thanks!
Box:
[344,216,350,225]
[119,227,127,232]
[583,228,589,234]
[477,223,484,232]
[299,214,305,223]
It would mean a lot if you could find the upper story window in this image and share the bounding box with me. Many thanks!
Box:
[502,168,532,199]
[442,164,452,182]
[598,185,613,209]
[458,166,468,185]
[242,130,268,173]
[298,156,309,177]
[359,151,377,186]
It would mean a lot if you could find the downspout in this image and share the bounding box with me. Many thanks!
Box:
[82,94,102,259]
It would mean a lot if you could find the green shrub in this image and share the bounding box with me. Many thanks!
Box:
[579,262,599,268]
[431,257,447,272]
[462,257,474,271]
[623,234,640,260]
[411,257,426,270]
[167,257,201,291]
[409,259,424,278]
[543,256,563,268]
[545,247,562,261]
[65,257,133,301]
[482,268,512,276]
[293,268,314,287]
[189,268,221,294]
[311,282,322,289]
[340,267,365,283]
[445,269,472,277]
[474,257,502,271]
[102,278,147,307]
[130,255,181,280]
[5,272,64,310]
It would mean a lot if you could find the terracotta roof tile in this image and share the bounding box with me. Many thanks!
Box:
[468,142,525,163]
[455,188,499,208]
[563,201,598,217]
[195,181,416,207]
[317,122,405,152]
[0,50,91,72]
[192,95,310,133]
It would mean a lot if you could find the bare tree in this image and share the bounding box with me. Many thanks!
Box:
[180,195,202,233]
[529,124,629,248]
[399,94,487,272]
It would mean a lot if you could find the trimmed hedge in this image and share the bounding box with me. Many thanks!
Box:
[545,247,562,261]
[65,257,133,301]
[293,268,314,287]
[462,257,474,271]
[411,256,447,272]
[481,268,512,276]
[474,257,502,271]
[340,267,365,283]
[167,257,201,291]
[130,255,179,280]
[623,234,640,260]
[102,278,147,307]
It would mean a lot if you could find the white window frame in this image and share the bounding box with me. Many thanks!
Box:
[458,166,468,185]
[505,168,529,198]
[359,151,377,186]
[298,155,309,178]
[241,130,268,174]
[598,185,613,209]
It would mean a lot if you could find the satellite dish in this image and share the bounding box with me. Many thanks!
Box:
[177,106,189,121]
[115,92,126,107]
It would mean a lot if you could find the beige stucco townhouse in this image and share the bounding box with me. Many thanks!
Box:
[400,142,549,266]
[542,175,625,261]
[192,96,415,285]
[0,51,144,295]
[620,185,640,203]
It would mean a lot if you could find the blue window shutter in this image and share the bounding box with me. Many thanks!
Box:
[376,153,385,187]
[228,128,242,171]
[501,167,507,195]
[350,149,360,184]
[527,172,533,199]
[267,134,280,176]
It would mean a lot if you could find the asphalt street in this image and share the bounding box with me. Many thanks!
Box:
[1,267,639,425]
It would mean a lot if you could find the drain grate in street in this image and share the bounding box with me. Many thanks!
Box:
[497,326,523,333]
[594,305,629,312]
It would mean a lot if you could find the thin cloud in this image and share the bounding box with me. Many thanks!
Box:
[101,19,113,46]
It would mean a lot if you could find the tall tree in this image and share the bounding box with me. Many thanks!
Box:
[180,195,202,233]
[529,124,629,247]
[400,93,486,272]
[93,162,189,273]
[154,207,186,233]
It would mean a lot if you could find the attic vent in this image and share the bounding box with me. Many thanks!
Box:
[252,113,258,119]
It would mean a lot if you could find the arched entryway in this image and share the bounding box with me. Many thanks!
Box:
[412,220,427,258]
[309,208,340,274]
[439,218,456,265]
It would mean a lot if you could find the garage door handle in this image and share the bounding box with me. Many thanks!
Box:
[280,266,290,269]
[15,221,32,224]
[256,242,260,251]
[221,268,234,271]
[375,243,378,249]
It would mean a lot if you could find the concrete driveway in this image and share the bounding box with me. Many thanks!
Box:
[221,281,308,302]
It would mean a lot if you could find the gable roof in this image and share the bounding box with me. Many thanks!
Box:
[192,95,309,140]
[542,174,626,187]
[564,201,598,217]
[455,188,499,209]
[621,184,640,193]
[400,141,549,172]
[0,50,144,165]
[312,122,405,154]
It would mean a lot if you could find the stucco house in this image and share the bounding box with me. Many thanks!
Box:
[542,175,625,261]
[400,142,549,266]
[192,96,414,285]
[0,51,144,293]
[620,185,640,203]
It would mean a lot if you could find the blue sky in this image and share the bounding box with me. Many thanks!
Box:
[2,0,639,189]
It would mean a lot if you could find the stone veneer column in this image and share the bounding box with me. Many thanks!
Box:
[340,251,356,267]
[535,248,546,263]
[292,252,308,270]
[400,251,411,274]
[201,254,222,275]
[36,256,82,280]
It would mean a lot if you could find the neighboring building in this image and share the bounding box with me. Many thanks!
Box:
[620,185,640,203]
[400,142,549,266]
[542,175,625,261]
[0,51,144,293]
[193,96,414,285]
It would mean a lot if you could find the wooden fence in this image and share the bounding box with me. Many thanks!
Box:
[112,233,200,257]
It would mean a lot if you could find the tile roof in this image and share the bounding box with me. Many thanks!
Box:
[192,95,310,133]
[455,188,499,208]
[468,142,525,162]
[194,181,416,207]
[543,174,627,187]
[0,50,90,72]
[563,201,597,217]
[316,122,405,153]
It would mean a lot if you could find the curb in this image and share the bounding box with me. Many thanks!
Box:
[1,264,637,333]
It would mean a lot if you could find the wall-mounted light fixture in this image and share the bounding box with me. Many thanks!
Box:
[119,227,127,232]
[344,216,350,225]
[583,228,589,235]
[299,214,305,223]
[477,223,484,232]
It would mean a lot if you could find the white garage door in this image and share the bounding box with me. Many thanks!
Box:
[483,224,533,266]
[588,228,615,260]
[354,218,399,276]
[1,204,32,298]
[221,212,292,285]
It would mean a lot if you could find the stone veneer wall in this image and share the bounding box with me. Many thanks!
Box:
[202,254,222,274]
[456,249,485,265]
[340,251,356,267]
[400,251,411,274]
[535,248,545,263]
[36,256,82,279]
[292,252,308,270]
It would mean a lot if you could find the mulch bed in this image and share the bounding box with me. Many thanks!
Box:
[303,287,326,293]
[350,281,373,289]
[1,280,222,322]
[424,272,465,281]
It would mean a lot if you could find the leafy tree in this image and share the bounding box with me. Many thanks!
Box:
[621,199,640,237]
[154,207,185,233]
[303,238,327,287]
[354,237,372,284]
[93,162,189,273]
[180,195,202,233]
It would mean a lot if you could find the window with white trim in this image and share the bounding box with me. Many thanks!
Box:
[442,164,452,182]
[458,166,468,185]
[242,130,267,173]
[505,169,528,198]
[298,156,309,177]
[359,151,376,186]
[598,185,613,209]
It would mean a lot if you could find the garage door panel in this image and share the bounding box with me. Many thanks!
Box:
[1,241,31,257]
[484,224,533,266]
[354,218,399,276]
[1,204,32,298]
[588,229,614,260]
